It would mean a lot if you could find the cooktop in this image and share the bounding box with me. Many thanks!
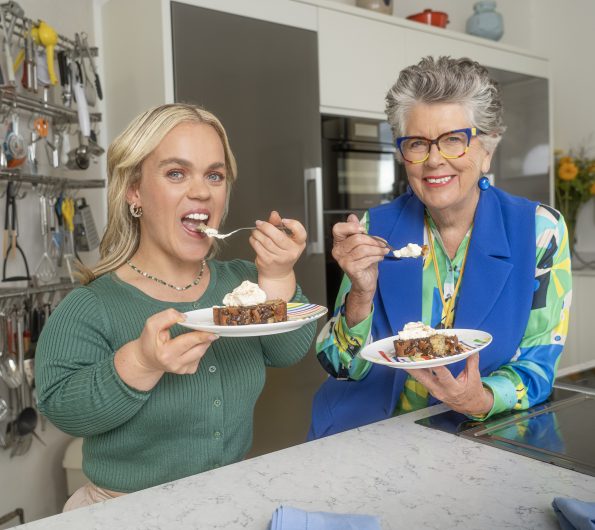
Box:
[555,366,595,395]
[416,388,595,477]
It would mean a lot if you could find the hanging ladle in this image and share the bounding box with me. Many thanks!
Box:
[13,406,44,445]
[0,313,22,388]
[13,313,44,446]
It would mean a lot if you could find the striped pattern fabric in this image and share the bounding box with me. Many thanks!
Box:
[287,303,328,320]
[35,259,316,493]
[316,204,572,420]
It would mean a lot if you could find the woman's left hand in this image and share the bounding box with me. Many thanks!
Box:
[250,210,307,301]
[405,353,494,416]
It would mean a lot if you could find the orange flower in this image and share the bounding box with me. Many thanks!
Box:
[558,162,579,181]
[590,182,595,195]
[559,156,573,165]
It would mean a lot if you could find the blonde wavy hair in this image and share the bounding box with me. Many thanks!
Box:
[78,103,238,284]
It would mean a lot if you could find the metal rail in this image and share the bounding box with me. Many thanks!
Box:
[0,280,78,301]
[0,171,105,191]
[0,87,101,124]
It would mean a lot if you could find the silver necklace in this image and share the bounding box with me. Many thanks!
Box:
[126,259,206,291]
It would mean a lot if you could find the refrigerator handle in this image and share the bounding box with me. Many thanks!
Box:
[304,167,324,256]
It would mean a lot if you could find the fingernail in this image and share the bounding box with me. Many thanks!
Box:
[208,334,219,341]
[255,220,263,226]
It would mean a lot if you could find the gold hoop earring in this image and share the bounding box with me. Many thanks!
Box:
[129,203,143,218]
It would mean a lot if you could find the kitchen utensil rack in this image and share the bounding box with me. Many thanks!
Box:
[0,279,77,302]
[0,86,101,124]
[0,9,98,56]
[0,170,104,192]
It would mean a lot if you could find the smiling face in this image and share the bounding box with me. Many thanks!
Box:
[127,121,228,265]
[402,103,493,219]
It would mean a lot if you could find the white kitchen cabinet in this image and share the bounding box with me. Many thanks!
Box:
[306,0,551,118]
[403,27,549,79]
[317,8,406,117]
[559,272,595,374]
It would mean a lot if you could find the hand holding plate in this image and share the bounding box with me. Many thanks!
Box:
[406,353,494,416]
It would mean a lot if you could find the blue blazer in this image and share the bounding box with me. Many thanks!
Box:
[308,187,538,439]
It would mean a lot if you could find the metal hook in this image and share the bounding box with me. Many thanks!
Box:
[35,182,48,198]
[13,179,26,199]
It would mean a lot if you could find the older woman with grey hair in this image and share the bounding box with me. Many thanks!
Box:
[308,56,571,439]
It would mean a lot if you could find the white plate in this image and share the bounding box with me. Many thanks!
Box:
[360,328,493,369]
[180,303,328,337]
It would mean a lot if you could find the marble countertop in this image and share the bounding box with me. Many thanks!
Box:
[18,405,595,530]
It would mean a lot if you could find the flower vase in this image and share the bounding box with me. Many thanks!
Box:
[560,201,581,258]
[564,208,578,257]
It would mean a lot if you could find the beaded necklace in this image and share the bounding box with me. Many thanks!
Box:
[126,259,206,291]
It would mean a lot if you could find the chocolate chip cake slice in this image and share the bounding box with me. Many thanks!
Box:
[213,300,287,326]
[393,322,462,360]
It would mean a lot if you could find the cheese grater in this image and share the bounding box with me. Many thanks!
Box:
[73,198,100,251]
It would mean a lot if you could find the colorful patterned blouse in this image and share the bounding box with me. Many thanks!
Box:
[316,204,572,420]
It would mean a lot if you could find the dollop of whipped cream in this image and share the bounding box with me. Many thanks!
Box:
[222,280,267,306]
[197,223,219,237]
[393,243,423,259]
[396,321,435,340]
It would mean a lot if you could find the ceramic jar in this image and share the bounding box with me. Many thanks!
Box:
[356,0,393,15]
[466,1,504,41]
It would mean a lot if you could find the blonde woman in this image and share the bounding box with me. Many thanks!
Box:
[35,103,315,510]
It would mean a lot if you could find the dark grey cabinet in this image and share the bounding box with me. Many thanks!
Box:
[171,2,327,456]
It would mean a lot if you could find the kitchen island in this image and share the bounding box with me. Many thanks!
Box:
[18,404,595,529]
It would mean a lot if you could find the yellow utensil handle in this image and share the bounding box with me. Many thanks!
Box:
[14,49,25,71]
[46,44,58,85]
[63,199,75,232]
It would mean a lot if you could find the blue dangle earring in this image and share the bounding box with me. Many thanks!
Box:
[478,175,490,191]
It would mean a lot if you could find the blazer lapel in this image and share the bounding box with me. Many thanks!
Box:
[455,189,513,330]
[376,195,425,335]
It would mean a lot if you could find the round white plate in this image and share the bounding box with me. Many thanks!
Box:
[360,328,493,369]
[180,302,328,337]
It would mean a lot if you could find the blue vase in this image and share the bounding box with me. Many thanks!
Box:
[466,1,504,41]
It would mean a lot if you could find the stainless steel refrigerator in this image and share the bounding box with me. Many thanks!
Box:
[171,3,327,456]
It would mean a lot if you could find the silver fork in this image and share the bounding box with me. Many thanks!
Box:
[198,224,292,239]
[368,235,399,253]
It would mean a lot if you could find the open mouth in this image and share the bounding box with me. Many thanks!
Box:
[181,212,209,233]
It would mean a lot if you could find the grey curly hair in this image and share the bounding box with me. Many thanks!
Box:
[385,56,505,155]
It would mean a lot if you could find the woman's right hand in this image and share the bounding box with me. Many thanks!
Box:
[115,309,218,391]
[332,214,389,326]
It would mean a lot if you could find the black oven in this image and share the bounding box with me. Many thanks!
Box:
[321,116,398,308]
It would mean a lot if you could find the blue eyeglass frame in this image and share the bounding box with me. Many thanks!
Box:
[395,127,482,164]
